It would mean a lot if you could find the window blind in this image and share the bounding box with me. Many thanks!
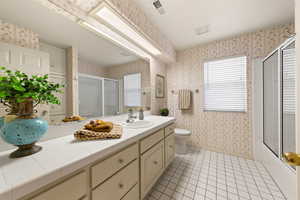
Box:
[203,56,247,112]
[283,48,296,113]
[124,73,141,107]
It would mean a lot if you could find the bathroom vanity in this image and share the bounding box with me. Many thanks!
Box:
[0,115,175,200]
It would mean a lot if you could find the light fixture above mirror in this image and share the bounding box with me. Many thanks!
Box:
[81,21,151,60]
[90,3,162,56]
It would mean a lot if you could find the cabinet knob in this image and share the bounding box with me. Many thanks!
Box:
[118,158,124,164]
[118,183,124,189]
[153,160,158,165]
[169,145,173,148]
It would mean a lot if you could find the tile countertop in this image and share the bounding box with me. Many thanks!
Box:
[0,115,175,200]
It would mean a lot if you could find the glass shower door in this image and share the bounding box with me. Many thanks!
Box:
[103,79,119,116]
[78,76,103,117]
[263,51,279,156]
[263,37,296,165]
[282,41,296,158]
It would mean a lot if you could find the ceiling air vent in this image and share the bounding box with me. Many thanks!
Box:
[153,0,165,15]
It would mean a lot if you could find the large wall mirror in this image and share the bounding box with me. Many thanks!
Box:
[0,0,151,151]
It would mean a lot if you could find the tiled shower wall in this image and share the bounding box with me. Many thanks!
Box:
[0,20,39,49]
[167,24,295,159]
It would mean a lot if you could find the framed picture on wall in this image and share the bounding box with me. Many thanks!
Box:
[155,74,165,98]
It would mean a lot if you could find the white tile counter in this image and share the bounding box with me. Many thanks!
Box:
[0,115,175,200]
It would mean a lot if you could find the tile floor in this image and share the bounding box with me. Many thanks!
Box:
[145,148,286,200]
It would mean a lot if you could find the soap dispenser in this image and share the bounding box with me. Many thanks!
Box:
[138,108,144,120]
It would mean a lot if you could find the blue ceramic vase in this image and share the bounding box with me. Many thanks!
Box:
[0,99,48,158]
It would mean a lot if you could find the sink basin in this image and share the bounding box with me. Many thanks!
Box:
[122,120,154,129]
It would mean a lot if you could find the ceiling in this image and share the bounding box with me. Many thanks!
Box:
[0,0,138,67]
[134,0,295,50]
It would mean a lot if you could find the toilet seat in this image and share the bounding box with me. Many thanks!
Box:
[175,128,191,136]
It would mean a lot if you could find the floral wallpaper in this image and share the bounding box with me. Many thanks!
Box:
[78,58,109,77]
[150,57,168,115]
[167,24,294,159]
[0,20,39,49]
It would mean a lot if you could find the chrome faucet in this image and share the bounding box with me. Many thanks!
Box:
[126,109,137,123]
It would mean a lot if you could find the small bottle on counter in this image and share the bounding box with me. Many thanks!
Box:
[139,108,144,120]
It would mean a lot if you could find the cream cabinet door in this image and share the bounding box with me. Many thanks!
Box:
[165,133,175,167]
[92,160,138,200]
[30,171,87,200]
[141,140,164,198]
[0,42,50,76]
[121,184,139,200]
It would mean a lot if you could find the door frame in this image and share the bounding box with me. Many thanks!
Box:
[295,1,300,199]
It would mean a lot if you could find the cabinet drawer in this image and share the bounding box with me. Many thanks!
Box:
[121,184,139,200]
[165,133,175,167]
[92,160,138,200]
[92,143,138,188]
[141,141,164,198]
[165,123,175,137]
[31,171,87,200]
[140,129,164,153]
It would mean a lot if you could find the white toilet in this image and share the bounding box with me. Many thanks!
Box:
[174,128,191,154]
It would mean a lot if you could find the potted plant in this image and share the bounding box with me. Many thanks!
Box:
[159,108,169,116]
[0,67,63,158]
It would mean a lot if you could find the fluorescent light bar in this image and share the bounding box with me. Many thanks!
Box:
[95,6,161,56]
[82,21,151,59]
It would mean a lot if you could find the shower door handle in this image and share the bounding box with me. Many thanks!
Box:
[283,152,300,166]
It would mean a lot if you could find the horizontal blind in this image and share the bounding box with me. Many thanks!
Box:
[204,56,247,112]
[124,73,141,107]
[283,48,296,113]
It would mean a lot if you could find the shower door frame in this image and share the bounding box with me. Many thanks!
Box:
[262,36,296,171]
[78,73,120,117]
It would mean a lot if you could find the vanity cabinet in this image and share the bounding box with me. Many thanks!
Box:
[91,143,138,188]
[23,123,175,200]
[165,133,175,167]
[92,160,139,200]
[140,129,164,153]
[30,171,87,200]
[140,140,165,198]
[121,184,139,200]
[165,123,175,137]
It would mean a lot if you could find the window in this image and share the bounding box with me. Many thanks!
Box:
[124,73,141,107]
[203,56,247,112]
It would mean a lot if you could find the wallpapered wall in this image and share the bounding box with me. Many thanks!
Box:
[78,58,109,77]
[106,59,151,111]
[167,24,294,159]
[150,57,168,115]
[0,20,39,49]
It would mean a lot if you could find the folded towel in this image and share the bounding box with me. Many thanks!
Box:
[74,124,122,141]
[178,89,191,110]
[84,120,114,132]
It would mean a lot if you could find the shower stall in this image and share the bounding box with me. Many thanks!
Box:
[263,36,296,167]
[253,36,296,199]
[78,74,120,118]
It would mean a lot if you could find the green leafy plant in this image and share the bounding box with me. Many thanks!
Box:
[0,66,64,106]
[159,108,169,116]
